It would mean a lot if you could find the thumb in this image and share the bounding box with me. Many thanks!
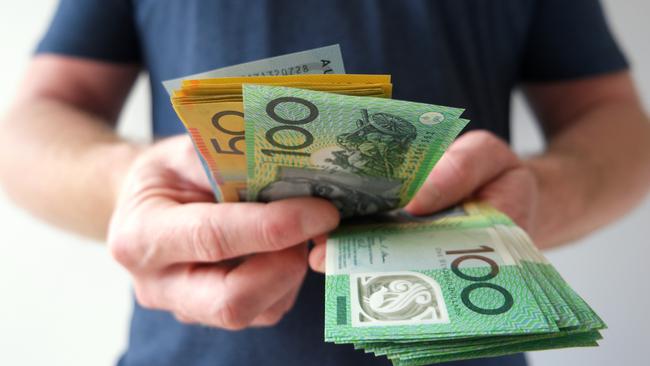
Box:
[405,131,519,215]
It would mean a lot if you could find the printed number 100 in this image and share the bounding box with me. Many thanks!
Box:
[445,245,514,315]
[261,97,318,158]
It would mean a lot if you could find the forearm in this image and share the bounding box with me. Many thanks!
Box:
[527,101,650,249]
[0,97,141,239]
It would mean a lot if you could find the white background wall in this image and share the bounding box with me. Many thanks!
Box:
[0,1,648,365]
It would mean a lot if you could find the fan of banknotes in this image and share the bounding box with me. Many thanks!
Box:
[325,203,605,365]
[167,45,605,365]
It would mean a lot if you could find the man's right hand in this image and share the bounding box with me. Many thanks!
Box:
[107,136,340,329]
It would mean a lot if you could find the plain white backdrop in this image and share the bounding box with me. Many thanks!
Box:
[0,1,648,365]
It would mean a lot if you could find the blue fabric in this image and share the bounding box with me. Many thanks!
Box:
[119,271,528,366]
[36,1,627,365]
[36,0,627,139]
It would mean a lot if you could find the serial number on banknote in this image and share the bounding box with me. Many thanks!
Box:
[246,60,334,76]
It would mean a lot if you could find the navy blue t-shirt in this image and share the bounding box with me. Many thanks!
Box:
[36,1,627,365]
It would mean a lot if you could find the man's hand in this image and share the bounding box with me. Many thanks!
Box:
[309,130,538,273]
[403,130,539,231]
[108,136,340,329]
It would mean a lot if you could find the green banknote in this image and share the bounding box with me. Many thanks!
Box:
[242,85,468,216]
[324,213,553,343]
[322,204,604,365]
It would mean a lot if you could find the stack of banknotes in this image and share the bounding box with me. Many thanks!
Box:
[167,46,604,364]
[171,74,395,203]
[325,204,605,365]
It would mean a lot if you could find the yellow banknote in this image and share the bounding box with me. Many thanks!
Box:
[172,74,393,202]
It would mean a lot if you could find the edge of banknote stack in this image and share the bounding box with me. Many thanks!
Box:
[324,203,606,365]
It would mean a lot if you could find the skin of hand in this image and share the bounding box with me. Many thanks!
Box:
[308,130,535,273]
[309,71,650,273]
[0,56,344,330]
[107,135,340,329]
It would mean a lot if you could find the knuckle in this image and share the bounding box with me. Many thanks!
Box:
[108,212,161,270]
[258,217,288,251]
[108,233,132,266]
[133,280,157,309]
[189,215,224,262]
[283,252,308,280]
[258,310,285,327]
[214,297,249,331]
[107,220,141,267]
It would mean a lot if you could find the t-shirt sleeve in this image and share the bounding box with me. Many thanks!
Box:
[35,0,141,63]
[519,0,628,82]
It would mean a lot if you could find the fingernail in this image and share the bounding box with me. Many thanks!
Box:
[312,246,326,273]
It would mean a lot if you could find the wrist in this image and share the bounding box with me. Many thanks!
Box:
[523,153,591,248]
